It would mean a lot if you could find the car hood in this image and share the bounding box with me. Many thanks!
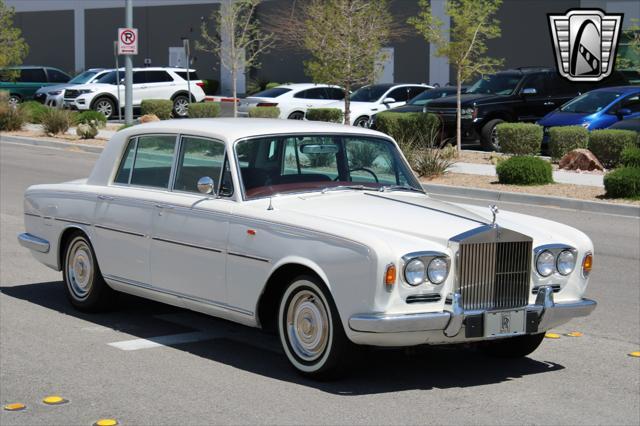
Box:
[387,104,425,113]
[67,83,114,92]
[258,191,573,249]
[427,93,507,108]
[36,83,75,94]
[538,111,593,127]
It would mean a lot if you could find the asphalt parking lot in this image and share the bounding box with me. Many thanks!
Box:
[1,141,639,426]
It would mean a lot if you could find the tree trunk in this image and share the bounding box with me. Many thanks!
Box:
[344,82,351,125]
[232,66,237,118]
[456,69,462,152]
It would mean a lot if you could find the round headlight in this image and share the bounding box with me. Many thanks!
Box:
[536,250,555,277]
[556,250,576,275]
[404,258,426,286]
[427,257,448,284]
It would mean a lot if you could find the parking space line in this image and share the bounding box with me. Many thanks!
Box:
[107,331,215,351]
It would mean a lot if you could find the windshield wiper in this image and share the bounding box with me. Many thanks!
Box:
[321,185,371,194]
[378,185,425,194]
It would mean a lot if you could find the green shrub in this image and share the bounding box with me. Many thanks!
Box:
[588,129,638,168]
[19,101,49,124]
[0,103,25,131]
[621,146,640,168]
[496,156,553,185]
[248,106,280,118]
[495,122,542,155]
[375,112,441,149]
[548,126,589,160]
[41,108,73,135]
[306,108,343,123]
[188,102,220,118]
[140,99,173,120]
[604,167,640,198]
[75,110,107,128]
[265,82,280,90]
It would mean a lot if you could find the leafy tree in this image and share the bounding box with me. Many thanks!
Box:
[616,18,639,70]
[0,0,29,81]
[274,0,392,125]
[198,0,275,117]
[410,0,503,151]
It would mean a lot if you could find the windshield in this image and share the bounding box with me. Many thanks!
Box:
[559,91,622,114]
[235,135,421,199]
[70,71,100,84]
[250,87,291,98]
[408,89,455,106]
[467,74,521,95]
[350,85,391,102]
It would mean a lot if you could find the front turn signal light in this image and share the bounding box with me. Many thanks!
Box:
[582,253,593,278]
[385,264,396,291]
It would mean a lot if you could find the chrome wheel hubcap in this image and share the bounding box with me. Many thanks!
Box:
[67,240,94,299]
[175,98,189,116]
[8,96,19,108]
[286,290,329,362]
[96,101,112,117]
[491,127,500,150]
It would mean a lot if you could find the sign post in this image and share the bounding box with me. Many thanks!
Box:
[183,38,191,104]
[113,41,122,122]
[119,0,136,124]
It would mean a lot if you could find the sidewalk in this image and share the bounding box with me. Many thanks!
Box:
[450,162,604,187]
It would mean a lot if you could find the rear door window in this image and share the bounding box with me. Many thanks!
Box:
[128,135,177,188]
[19,68,47,83]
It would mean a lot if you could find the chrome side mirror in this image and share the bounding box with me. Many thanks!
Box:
[521,87,537,95]
[197,176,215,194]
[382,97,396,104]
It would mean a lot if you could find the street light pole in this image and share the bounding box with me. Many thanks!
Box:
[124,0,133,124]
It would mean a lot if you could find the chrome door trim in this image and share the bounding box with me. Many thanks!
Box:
[151,236,223,253]
[94,224,145,238]
[227,251,271,263]
[103,273,253,316]
[54,218,92,226]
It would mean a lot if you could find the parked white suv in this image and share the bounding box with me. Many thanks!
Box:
[34,68,110,108]
[63,67,206,118]
[238,83,345,119]
[325,83,433,126]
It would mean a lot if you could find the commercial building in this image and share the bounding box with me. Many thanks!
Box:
[6,0,639,95]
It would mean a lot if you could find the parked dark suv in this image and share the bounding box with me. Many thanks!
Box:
[426,67,636,150]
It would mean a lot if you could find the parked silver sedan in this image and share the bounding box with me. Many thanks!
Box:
[33,68,109,107]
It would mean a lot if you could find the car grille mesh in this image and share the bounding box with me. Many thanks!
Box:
[457,240,532,310]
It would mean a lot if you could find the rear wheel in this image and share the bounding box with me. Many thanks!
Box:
[8,94,21,108]
[62,232,115,312]
[93,97,115,119]
[172,94,190,117]
[481,333,545,358]
[480,118,504,151]
[287,111,305,120]
[278,275,353,379]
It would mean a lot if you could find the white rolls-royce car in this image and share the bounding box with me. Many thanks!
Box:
[18,119,596,378]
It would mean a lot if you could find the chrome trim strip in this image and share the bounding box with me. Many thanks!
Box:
[24,212,41,218]
[152,236,222,253]
[54,218,92,226]
[103,274,253,316]
[365,193,489,225]
[17,233,50,253]
[227,251,271,263]
[94,224,145,238]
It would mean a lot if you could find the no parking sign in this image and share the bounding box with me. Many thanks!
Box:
[117,28,138,55]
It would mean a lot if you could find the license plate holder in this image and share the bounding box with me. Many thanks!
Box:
[484,309,526,337]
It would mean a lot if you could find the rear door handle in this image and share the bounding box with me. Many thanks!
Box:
[154,204,174,209]
[97,195,115,201]
[543,101,555,106]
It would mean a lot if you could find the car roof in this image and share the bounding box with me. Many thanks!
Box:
[276,83,340,90]
[589,85,640,94]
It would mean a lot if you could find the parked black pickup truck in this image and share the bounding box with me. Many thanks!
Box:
[426,67,638,150]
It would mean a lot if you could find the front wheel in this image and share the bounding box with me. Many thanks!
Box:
[353,116,370,127]
[8,94,21,108]
[278,276,353,379]
[93,97,116,119]
[172,95,190,117]
[481,333,545,358]
[62,232,115,312]
[287,111,305,120]
[480,118,504,151]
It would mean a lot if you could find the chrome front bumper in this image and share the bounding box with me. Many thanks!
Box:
[349,286,596,337]
[17,233,50,253]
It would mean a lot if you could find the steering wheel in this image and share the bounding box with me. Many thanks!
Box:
[349,167,379,183]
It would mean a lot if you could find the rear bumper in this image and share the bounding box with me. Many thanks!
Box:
[17,233,50,253]
[349,286,596,337]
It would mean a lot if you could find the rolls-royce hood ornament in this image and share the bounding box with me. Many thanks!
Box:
[490,204,499,228]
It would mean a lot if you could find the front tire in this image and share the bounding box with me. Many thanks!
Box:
[93,97,116,119]
[62,232,115,312]
[287,111,305,120]
[8,94,21,108]
[481,333,545,358]
[480,118,504,151]
[278,275,353,379]
[353,116,369,127]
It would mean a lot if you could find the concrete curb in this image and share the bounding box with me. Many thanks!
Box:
[424,183,640,217]
[0,135,104,154]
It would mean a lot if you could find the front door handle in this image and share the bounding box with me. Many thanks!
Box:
[97,195,115,201]
[154,204,174,210]
[544,101,555,106]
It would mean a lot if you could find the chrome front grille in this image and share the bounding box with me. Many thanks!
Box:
[457,240,532,310]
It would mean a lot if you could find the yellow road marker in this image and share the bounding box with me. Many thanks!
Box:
[42,396,68,405]
[629,351,640,358]
[94,419,118,426]
[3,403,26,411]
[545,333,561,339]
[566,331,583,337]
